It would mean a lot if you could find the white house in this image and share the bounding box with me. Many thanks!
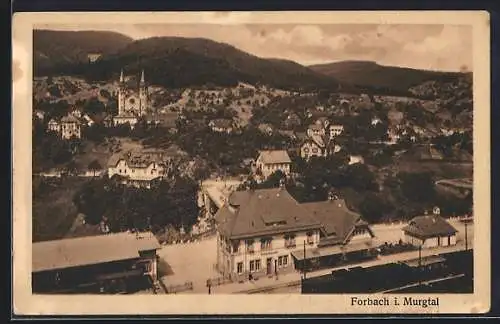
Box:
[47,115,83,139]
[401,215,458,248]
[255,150,292,179]
[107,149,176,189]
[209,119,234,134]
[349,155,364,165]
[329,124,344,138]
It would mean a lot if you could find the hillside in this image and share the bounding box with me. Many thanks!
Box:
[309,60,466,96]
[34,34,340,92]
[34,30,134,75]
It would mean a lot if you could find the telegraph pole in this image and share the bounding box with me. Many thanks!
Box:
[464,221,468,251]
[418,244,422,286]
[303,240,307,280]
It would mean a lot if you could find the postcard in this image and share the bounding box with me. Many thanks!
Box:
[12,11,490,315]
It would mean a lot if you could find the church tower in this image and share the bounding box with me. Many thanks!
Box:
[139,69,148,115]
[118,69,126,115]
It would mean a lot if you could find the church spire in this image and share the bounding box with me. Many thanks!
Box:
[120,69,124,83]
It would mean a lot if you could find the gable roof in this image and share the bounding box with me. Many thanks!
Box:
[308,123,324,132]
[32,232,160,273]
[215,188,322,240]
[257,150,291,164]
[107,148,180,168]
[402,215,458,238]
[301,199,369,245]
[60,115,82,124]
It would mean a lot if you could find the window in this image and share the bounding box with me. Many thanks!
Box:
[278,255,289,267]
[312,148,318,154]
[284,234,296,248]
[237,262,243,274]
[151,169,156,175]
[304,148,309,153]
[307,231,314,244]
[246,240,255,253]
[250,259,261,272]
[250,260,256,272]
[261,238,272,250]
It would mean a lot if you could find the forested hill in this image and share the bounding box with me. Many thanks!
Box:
[34,30,134,74]
[34,33,341,92]
[309,60,468,96]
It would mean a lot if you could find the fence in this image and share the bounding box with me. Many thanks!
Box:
[165,281,193,294]
[207,276,233,287]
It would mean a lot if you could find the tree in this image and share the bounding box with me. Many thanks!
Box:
[88,159,102,177]
[259,170,286,189]
[83,97,106,115]
[359,193,392,223]
[397,172,436,204]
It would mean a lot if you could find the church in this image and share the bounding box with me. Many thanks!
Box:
[113,69,152,128]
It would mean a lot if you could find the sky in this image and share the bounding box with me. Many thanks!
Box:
[40,23,472,72]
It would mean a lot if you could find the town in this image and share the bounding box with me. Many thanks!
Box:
[32,29,474,295]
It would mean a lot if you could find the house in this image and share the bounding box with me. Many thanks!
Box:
[209,118,234,134]
[295,194,377,268]
[371,117,382,126]
[257,123,274,136]
[32,232,161,294]
[47,118,60,133]
[34,109,45,120]
[47,114,83,139]
[113,111,140,129]
[401,215,458,248]
[107,148,181,189]
[87,53,102,63]
[300,135,340,160]
[103,115,114,128]
[306,123,326,137]
[328,124,344,138]
[255,150,292,179]
[214,187,323,281]
[348,155,364,165]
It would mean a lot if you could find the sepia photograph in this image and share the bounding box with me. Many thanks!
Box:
[12,11,490,315]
